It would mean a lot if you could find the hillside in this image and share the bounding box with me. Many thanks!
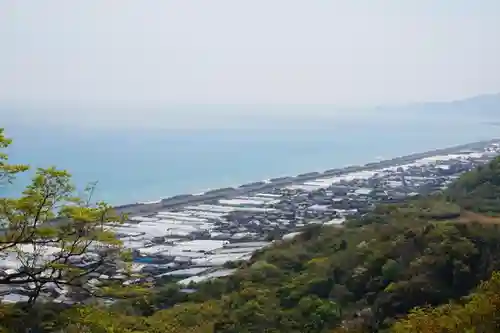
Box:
[447,156,500,214]
[390,271,500,333]
[445,93,500,117]
[398,92,500,118]
[3,158,500,332]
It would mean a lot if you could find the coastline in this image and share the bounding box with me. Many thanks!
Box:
[115,138,500,216]
[2,136,499,299]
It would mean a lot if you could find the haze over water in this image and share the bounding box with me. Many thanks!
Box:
[4,104,500,205]
[2,2,500,204]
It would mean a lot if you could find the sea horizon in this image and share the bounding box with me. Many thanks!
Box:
[2,104,500,206]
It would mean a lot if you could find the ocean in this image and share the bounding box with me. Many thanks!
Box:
[3,106,499,205]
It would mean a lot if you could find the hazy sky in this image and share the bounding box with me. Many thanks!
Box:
[1,1,500,108]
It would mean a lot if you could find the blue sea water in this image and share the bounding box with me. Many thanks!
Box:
[3,108,499,205]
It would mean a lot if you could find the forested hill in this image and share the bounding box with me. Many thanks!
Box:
[5,157,500,332]
[447,155,500,213]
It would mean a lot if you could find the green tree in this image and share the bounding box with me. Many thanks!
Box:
[391,271,500,333]
[296,295,341,332]
[0,129,29,184]
[0,128,137,307]
[381,259,402,282]
[56,305,147,333]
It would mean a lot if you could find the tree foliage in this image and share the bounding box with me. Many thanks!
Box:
[391,271,500,333]
[0,129,29,184]
[448,156,500,214]
[0,129,137,306]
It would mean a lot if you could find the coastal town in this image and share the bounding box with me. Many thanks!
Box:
[1,140,500,304]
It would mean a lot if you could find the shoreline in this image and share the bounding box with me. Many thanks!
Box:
[114,138,500,216]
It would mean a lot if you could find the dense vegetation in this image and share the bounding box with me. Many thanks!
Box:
[447,156,500,214]
[390,271,500,333]
[2,128,500,332]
